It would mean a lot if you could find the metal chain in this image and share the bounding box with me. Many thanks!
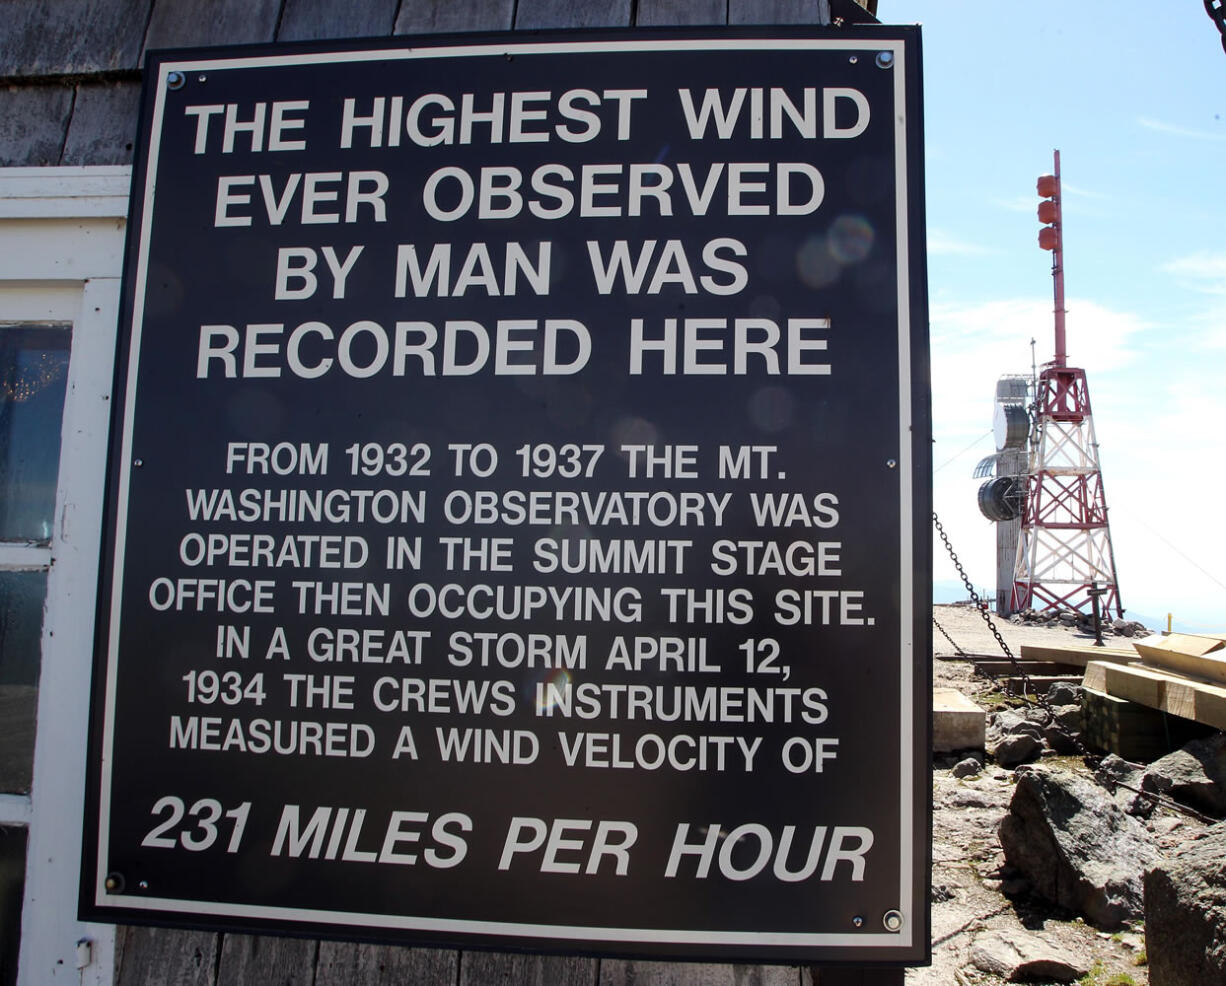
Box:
[932,615,965,657]
[1208,0,1226,54]
[932,510,1052,714]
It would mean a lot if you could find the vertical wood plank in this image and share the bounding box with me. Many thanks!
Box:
[810,970,903,986]
[728,0,830,25]
[600,960,803,986]
[394,0,516,34]
[0,85,74,167]
[0,0,151,76]
[514,0,633,30]
[636,0,727,26]
[277,0,399,40]
[215,933,317,986]
[113,925,219,986]
[461,950,599,986]
[315,941,458,986]
[143,0,282,52]
[61,81,141,166]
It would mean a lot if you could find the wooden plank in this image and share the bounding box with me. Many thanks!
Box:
[395,0,515,33]
[114,925,219,986]
[144,0,281,52]
[972,660,1082,675]
[1003,675,1082,697]
[1019,641,1135,668]
[316,941,457,986]
[1133,632,1226,685]
[636,0,727,25]
[0,0,150,76]
[278,0,399,41]
[602,960,803,986]
[1084,660,1226,731]
[0,85,74,167]
[61,81,141,166]
[215,933,316,986]
[729,0,830,24]
[462,950,598,986]
[813,970,903,986]
[515,0,634,29]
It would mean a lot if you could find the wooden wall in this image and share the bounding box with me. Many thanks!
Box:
[3,0,897,983]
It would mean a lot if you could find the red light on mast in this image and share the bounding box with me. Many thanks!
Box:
[1037,173,1061,252]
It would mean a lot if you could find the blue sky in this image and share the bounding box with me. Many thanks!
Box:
[884,1,1226,629]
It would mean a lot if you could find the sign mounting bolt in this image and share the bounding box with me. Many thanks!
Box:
[104,872,124,893]
[876,50,895,69]
[883,910,904,932]
[166,71,185,90]
[886,458,897,469]
[133,458,143,468]
[852,915,864,928]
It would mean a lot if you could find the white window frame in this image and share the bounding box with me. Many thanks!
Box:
[0,165,130,986]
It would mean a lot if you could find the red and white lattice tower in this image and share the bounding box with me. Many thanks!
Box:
[1011,151,1123,619]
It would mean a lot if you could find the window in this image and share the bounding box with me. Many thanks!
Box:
[0,166,127,986]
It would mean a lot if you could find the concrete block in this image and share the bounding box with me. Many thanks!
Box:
[934,687,985,752]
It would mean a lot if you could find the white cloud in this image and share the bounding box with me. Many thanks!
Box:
[1162,252,1226,293]
[1138,116,1226,142]
[1060,181,1109,201]
[990,195,1035,214]
[927,229,996,257]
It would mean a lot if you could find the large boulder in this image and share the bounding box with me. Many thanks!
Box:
[1141,733,1226,818]
[998,766,1158,929]
[1144,823,1226,986]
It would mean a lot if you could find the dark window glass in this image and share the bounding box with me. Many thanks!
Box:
[0,325,71,542]
[0,825,26,986]
[0,572,47,795]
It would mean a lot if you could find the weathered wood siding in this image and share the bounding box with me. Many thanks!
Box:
[4,1,896,983]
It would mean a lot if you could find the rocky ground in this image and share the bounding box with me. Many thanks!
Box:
[911,604,1210,986]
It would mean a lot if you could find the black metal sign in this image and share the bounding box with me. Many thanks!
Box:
[84,28,930,964]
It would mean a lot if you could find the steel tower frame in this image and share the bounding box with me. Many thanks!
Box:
[1011,151,1123,619]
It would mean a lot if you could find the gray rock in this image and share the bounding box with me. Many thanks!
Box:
[987,709,1048,765]
[1095,754,1154,818]
[1052,704,1081,732]
[1144,822,1226,986]
[993,731,1043,767]
[1046,682,1082,706]
[969,929,1088,982]
[989,708,1046,740]
[998,765,1158,929]
[1142,733,1226,818]
[1058,610,1078,625]
[1112,619,1148,638]
[1042,707,1082,755]
[952,756,982,778]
